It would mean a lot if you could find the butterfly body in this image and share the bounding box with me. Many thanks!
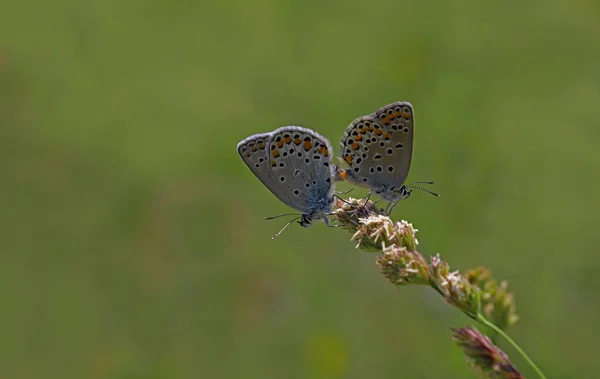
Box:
[340,168,413,202]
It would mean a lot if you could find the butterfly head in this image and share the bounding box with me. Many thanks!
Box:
[298,213,313,228]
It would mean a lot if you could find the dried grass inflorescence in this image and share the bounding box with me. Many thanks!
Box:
[453,327,523,379]
[333,197,495,319]
[333,197,526,378]
[465,266,519,331]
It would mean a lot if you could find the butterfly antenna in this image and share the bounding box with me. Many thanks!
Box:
[271,216,302,239]
[265,212,300,220]
[407,185,439,197]
[336,188,354,195]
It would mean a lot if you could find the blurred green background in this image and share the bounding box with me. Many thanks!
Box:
[1,0,599,378]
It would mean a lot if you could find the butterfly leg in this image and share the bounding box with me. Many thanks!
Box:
[333,194,354,205]
[364,191,381,205]
[335,187,354,195]
[323,215,340,228]
[387,199,402,215]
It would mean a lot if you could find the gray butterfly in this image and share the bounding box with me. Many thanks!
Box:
[336,102,437,212]
[237,126,336,238]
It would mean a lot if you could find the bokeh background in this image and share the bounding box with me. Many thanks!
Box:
[2,0,600,378]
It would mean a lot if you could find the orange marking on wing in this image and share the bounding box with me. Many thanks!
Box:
[374,129,383,136]
[272,149,280,158]
[277,140,284,148]
[359,128,366,134]
[351,142,359,150]
[367,125,374,131]
[383,111,408,124]
[354,135,362,141]
[339,170,347,180]
[250,144,257,152]
[258,142,265,149]
[382,132,391,140]
[294,138,302,145]
[344,155,352,165]
[319,146,329,156]
[284,136,292,144]
[303,141,312,151]
[270,159,276,167]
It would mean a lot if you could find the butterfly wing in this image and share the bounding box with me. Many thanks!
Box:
[266,126,335,215]
[339,102,414,199]
[237,132,272,181]
[238,126,335,215]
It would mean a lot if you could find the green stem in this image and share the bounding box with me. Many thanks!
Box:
[476,315,547,379]
[429,281,445,297]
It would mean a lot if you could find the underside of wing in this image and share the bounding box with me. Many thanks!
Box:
[266,126,335,214]
[339,102,414,191]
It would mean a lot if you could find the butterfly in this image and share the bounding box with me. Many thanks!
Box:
[336,102,438,212]
[237,126,337,238]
